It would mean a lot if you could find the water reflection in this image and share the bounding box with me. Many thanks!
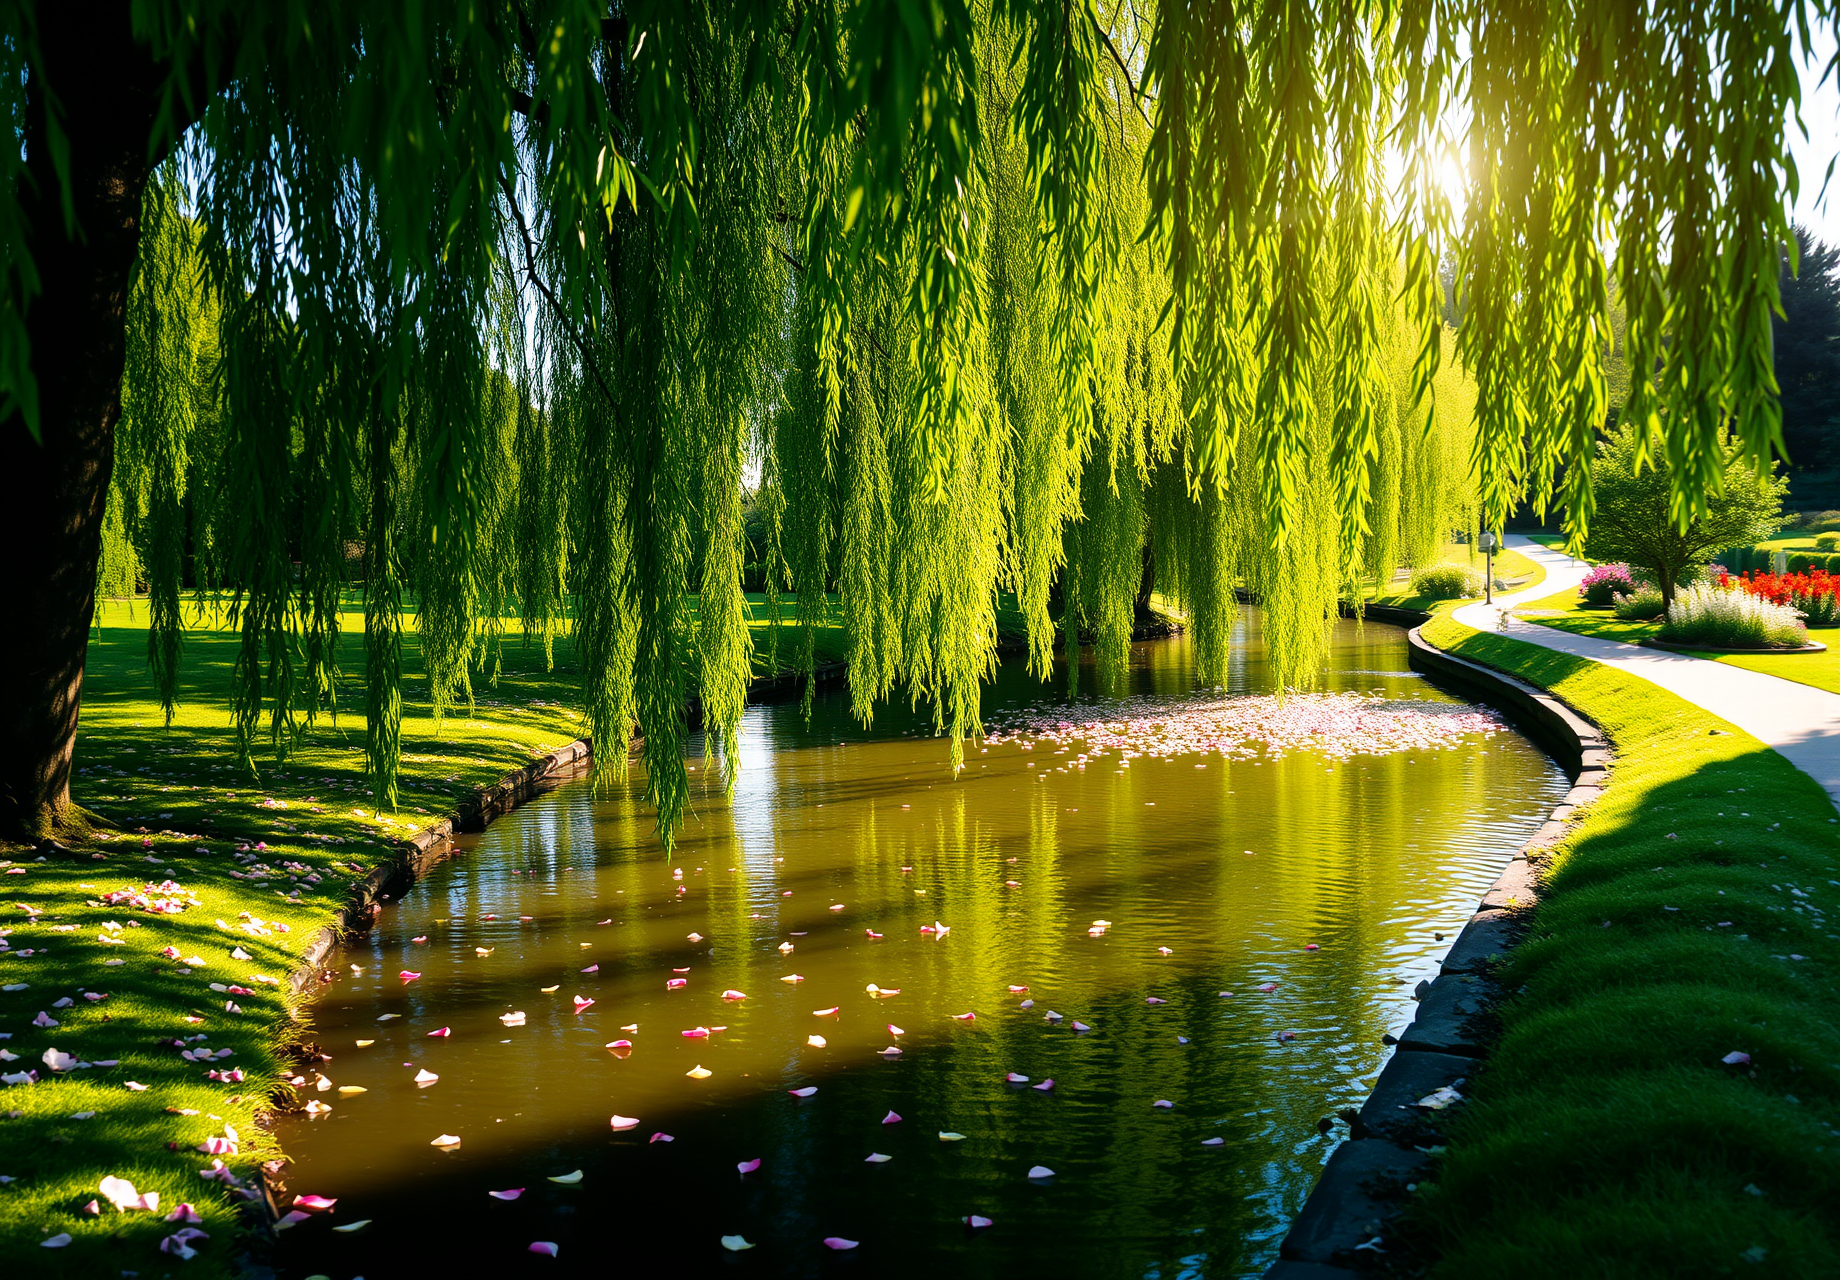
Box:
[275,614,1566,1279]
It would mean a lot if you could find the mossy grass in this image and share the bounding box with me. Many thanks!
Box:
[0,592,888,1276]
[1408,613,1840,1278]
[1520,585,1840,695]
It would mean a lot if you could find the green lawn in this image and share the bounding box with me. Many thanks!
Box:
[0,591,902,1276]
[1517,586,1840,696]
[1409,613,1840,1278]
[1363,540,1546,613]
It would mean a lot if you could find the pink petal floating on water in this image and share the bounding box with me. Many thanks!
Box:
[888,1024,905,1036]
[489,1189,524,1200]
[1032,1079,1055,1092]
[649,1132,673,1144]
[882,1110,902,1124]
[1026,1165,1055,1179]
[878,1046,903,1056]
[865,1152,892,1164]
[1257,983,1278,993]
[782,974,805,983]
[672,967,691,973]
[573,996,595,1013]
[1006,1072,1029,1084]
[1007,985,1029,993]
[1723,1051,1752,1066]
[411,935,428,944]
[666,978,688,990]
[414,1069,439,1084]
[607,1039,633,1051]
[823,1237,859,1250]
[737,1158,761,1174]
[1276,1030,1298,1042]
[82,1200,100,1215]
[951,1012,976,1021]
[610,1115,641,1130]
[964,1215,993,1229]
[400,970,421,983]
[529,1241,559,1257]
[1019,999,1035,1009]
[596,919,612,926]
[41,1232,72,1249]
[721,990,747,1001]
[687,932,704,942]
[864,930,883,939]
[1156,947,1173,956]
[789,1086,818,1098]
[1304,943,1320,951]
[1201,1137,1225,1147]
[427,1027,451,1037]
[1043,1010,1062,1022]
[1146,997,1166,1005]
[582,964,599,974]
[294,1194,337,1211]
[830,904,846,912]
[1071,1022,1091,1033]
[277,1210,312,1228]
[814,1006,840,1017]
[683,1027,711,1038]
[1152,1100,1174,1109]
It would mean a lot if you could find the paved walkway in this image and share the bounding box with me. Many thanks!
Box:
[1450,535,1840,810]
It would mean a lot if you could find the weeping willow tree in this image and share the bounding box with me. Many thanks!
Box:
[1,1,1830,845]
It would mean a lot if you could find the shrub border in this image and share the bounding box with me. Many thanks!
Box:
[1262,622,1614,1278]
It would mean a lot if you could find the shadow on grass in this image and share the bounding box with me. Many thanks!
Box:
[1397,620,1840,1279]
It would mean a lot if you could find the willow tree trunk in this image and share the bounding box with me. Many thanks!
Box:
[0,7,161,842]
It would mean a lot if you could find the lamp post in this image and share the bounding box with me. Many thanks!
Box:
[1479,529,1497,605]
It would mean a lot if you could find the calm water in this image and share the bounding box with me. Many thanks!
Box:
[274,615,1567,1279]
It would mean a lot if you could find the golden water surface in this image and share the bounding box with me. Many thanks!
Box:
[274,615,1566,1279]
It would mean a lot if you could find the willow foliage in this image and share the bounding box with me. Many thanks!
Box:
[10,0,1826,846]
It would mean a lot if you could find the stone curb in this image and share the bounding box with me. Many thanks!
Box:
[1263,621,1615,1275]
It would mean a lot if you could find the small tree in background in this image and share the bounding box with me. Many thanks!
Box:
[1584,425,1787,607]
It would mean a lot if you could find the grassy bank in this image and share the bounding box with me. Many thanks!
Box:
[0,592,907,1276]
[1516,585,1840,696]
[1408,613,1840,1277]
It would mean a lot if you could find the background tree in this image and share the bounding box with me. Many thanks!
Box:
[1,1,1832,845]
[1583,424,1787,606]
[1776,223,1840,498]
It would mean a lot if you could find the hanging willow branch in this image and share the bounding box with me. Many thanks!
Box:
[24,0,1818,849]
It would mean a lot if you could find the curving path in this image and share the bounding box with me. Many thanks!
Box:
[1451,534,1840,810]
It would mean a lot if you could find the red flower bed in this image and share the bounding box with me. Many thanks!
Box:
[1726,569,1840,624]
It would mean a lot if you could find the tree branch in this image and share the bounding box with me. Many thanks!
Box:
[1093,16,1154,128]
[496,173,620,409]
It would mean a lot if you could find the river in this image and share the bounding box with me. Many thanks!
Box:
[272,613,1567,1279]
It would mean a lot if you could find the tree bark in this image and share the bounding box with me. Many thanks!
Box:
[0,6,164,842]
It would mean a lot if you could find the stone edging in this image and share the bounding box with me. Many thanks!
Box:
[1262,622,1615,1278]
[1640,637,1827,656]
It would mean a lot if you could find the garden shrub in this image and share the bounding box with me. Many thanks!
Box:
[1659,583,1808,648]
[1826,553,1840,575]
[1816,531,1840,550]
[1578,562,1637,607]
[1410,562,1483,600]
[1788,552,1815,574]
[1611,584,1666,620]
